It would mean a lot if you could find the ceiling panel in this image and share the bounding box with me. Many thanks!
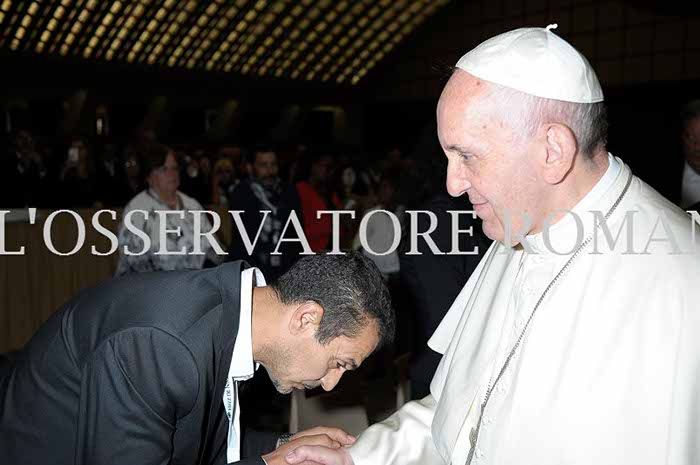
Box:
[0,0,453,85]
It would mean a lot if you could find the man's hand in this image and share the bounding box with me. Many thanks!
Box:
[262,431,351,465]
[284,445,354,465]
[288,427,356,447]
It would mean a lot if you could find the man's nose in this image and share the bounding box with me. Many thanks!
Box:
[320,369,343,392]
[446,159,471,197]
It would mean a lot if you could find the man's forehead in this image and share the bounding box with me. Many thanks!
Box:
[341,322,379,354]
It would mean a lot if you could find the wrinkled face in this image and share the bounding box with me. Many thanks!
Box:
[254,151,279,186]
[683,117,700,174]
[437,70,542,244]
[148,152,180,196]
[263,321,379,394]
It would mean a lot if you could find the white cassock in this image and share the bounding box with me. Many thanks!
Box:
[349,154,700,465]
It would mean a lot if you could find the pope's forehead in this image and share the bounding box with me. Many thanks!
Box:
[442,70,489,100]
[438,71,494,126]
[438,70,492,118]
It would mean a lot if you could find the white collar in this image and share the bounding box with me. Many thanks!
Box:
[522,153,624,255]
[228,267,266,381]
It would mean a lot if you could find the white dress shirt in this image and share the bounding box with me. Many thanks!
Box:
[224,267,266,463]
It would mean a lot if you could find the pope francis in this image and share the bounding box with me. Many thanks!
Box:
[286,26,700,465]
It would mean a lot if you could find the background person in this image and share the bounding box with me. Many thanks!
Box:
[115,142,223,276]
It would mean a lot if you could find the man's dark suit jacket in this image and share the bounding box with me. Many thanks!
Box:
[0,261,278,465]
[399,193,491,399]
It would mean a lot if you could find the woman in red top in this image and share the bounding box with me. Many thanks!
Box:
[295,150,342,252]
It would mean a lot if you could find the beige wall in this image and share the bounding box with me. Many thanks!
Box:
[0,208,234,353]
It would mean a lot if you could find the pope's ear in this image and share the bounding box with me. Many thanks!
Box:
[288,301,324,336]
[540,123,577,185]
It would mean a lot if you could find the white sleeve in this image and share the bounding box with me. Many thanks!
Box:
[347,395,444,465]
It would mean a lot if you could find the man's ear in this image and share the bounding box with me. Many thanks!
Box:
[540,123,578,185]
[288,301,324,336]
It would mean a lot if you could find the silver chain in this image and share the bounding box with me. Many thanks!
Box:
[465,171,633,465]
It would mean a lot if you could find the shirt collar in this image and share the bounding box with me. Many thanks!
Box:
[228,267,266,381]
[522,153,624,255]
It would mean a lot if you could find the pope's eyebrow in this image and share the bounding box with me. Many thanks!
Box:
[444,144,471,153]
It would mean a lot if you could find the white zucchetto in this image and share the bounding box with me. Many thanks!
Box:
[455,24,604,103]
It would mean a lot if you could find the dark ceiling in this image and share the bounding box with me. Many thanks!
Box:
[0,0,453,87]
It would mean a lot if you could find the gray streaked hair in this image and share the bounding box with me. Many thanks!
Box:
[483,82,608,157]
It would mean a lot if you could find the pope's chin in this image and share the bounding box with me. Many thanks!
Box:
[474,206,502,241]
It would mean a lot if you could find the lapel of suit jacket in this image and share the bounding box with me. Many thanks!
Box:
[199,260,250,465]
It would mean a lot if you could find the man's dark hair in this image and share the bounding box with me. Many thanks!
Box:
[270,251,395,348]
[253,143,277,160]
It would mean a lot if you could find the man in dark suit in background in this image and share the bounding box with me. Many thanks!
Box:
[0,251,394,465]
[399,191,490,400]
[228,145,302,282]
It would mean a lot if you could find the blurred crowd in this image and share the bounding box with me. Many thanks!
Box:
[0,129,430,220]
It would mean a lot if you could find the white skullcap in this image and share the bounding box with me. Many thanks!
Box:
[455,24,603,103]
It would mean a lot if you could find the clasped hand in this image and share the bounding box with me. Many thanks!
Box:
[262,426,355,465]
